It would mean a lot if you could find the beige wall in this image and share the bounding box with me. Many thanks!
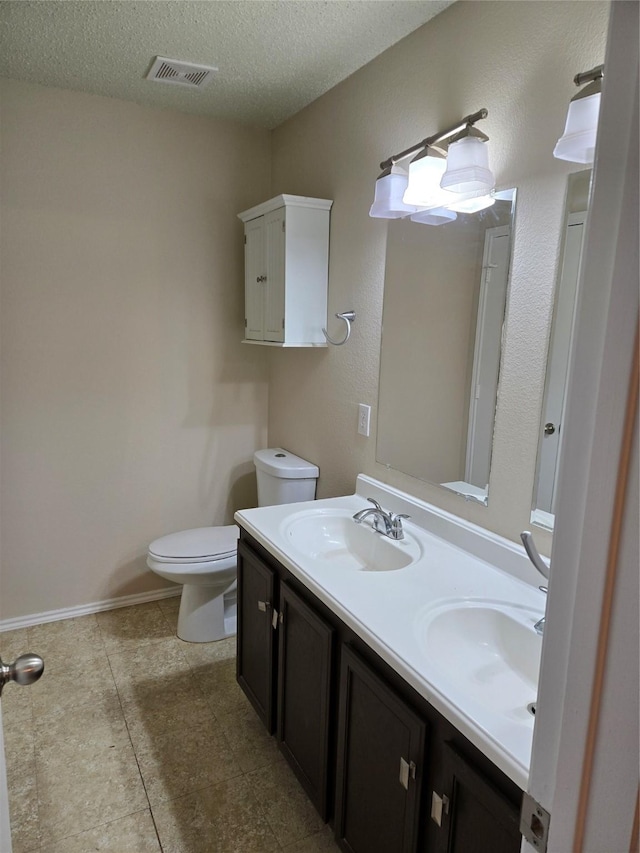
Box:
[268,0,609,550]
[0,80,271,620]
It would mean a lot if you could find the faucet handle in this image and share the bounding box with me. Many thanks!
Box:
[366,497,383,511]
[389,513,410,539]
[539,586,548,594]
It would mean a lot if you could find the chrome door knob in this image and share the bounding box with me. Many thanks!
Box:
[544,422,556,435]
[0,653,44,696]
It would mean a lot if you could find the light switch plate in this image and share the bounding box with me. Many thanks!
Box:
[358,403,371,436]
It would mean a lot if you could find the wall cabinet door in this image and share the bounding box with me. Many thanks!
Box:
[263,208,286,342]
[277,582,334,820]
[335,645,427,853]
[243,216,265,341]
[431,743,521,853]
[236,539,277,732]
[238,194,331,346]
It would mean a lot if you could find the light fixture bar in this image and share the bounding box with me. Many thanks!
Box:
[379,108,488,171]
[574,64,604,88]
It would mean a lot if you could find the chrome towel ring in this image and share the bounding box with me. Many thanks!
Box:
[322,311,356,346]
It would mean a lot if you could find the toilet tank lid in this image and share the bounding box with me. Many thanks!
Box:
[254,448,319,479]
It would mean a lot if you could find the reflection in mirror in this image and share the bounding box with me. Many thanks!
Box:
[531,170,592,530]
[376,190,516,505]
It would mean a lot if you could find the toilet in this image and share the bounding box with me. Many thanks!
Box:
[147,448,319,643]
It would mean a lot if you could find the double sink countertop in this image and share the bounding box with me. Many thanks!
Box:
[235,474,547,791]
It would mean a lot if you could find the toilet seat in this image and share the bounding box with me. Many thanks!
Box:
[148,525,239,563]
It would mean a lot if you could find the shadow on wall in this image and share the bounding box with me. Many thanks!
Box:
[226,465,258,518]
[104,555,178,601]
[107,461,256,603]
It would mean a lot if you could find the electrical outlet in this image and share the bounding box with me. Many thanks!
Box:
[358,403,371,437]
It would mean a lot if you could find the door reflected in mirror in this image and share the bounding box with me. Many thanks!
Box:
[531,170,592,530]
[376,190,516,505]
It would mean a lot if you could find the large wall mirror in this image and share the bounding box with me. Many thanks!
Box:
[531,170,592,530]
[376,190,516,505]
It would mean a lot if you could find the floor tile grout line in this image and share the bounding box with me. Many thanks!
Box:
[35,807,159,851]
[8,601,339,852]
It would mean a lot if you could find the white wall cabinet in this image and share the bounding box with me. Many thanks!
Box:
[238,195,332,346]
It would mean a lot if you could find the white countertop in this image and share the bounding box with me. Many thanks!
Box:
[235,474,546,791]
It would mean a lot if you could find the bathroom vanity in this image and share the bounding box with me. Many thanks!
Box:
[235,476,545,853]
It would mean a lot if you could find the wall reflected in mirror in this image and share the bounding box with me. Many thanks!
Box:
[531,170,592,530]
[376,190,516,505]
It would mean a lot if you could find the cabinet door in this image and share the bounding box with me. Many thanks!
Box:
[335,645,426,853]
[263,207,286,342]
[236,540,276,732]
[432,743,521,853]
[277,582,334,821]
[244,217,265,340]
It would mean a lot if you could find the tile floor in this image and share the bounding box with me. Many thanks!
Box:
[1,599,341,853]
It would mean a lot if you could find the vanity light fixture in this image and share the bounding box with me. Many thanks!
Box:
[446,194,495,214]
[402,146,450,207]
[440,126,495,195]
[410,207,458,226]
[369,164,418,218]
[370,108,494,222]
[553,64,604,164]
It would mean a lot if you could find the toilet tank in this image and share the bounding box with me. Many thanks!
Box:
[254,448,319,507]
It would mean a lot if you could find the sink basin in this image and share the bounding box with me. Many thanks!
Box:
[281,509,421,572]
[415,600,543,719]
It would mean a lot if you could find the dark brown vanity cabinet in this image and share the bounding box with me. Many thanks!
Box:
[334,645,427,853]
[237,538,277,731]
[431,743,521,853]
[276,581,334,820]
[236,530,522,853]
[236,537,334,819]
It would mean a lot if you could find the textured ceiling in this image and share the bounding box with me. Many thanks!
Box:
[0,0,454,128]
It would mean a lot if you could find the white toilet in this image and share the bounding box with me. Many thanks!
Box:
[147,448,319,643]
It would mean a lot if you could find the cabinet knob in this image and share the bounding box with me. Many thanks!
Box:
[256,275,267,283]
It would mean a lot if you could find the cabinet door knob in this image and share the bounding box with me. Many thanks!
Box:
[431,791,450,826]
[399,757,416,790]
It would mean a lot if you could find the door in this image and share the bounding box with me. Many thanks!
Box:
[465,225,511,489]
[236,540,277,732]
[524,5,639,850]
[433,743,520,853]
[244,216,265,341]
[535,212,586,514]
[0,706,11,853]
[277,582,334,820]
[263,208,286,342]
[335,645,426,853]
[0,650,45,853]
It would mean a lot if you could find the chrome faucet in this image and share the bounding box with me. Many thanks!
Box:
[352,498,410,540]
[520,532,549,636]
[534,585,547,635]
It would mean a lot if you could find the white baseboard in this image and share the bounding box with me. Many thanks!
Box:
[0,587,182,633]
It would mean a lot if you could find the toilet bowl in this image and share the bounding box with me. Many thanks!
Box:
[147,448,319,642]
[147,525,239,643]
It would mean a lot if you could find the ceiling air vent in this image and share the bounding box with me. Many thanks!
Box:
[146,56,218,89]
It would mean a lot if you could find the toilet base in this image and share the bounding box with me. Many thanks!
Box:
[177,583,236,643]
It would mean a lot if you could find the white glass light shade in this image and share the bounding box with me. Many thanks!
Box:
[553,91,600,164]
[440,136,495,194]
[410,207,457,226]
[446,194,495,214]
[403,150,451,208]
[369,166,417,218]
